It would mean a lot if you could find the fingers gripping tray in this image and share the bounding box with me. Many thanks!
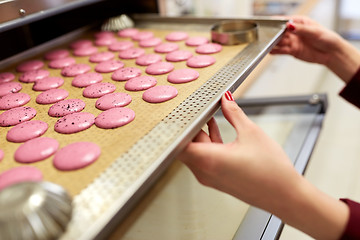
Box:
[0,15,286,239]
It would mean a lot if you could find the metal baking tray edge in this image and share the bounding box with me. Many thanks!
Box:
[58,16,288,240]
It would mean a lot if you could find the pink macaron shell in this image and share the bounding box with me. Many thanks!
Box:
[61,63,91,77]
[14,137,59,163]
[185,36,209,46]
[145,62,174,75]
[165,50,193,62]
[167,68,200,84]
[36,88,69,105]
[142,85,178,103]
[0,106,36,127]
[118,28,139,38]
[16,60,44,72]
[48,57,76,69]
[72,72,103,88]
[19,69,50,83]
[0,166,43,191]
[196,43,223,54]
[54,112,95,134]
[0,82,22,97]
[48,99,85,117]
[82,82,116,98]
[124,76,157,91]
[95,37,117,46]
[165,31,189,41]
[0,72,15,83]
[6,120,48,143]
[44,49,70,60]
[131,31,154,41]
[94,31,115,39]
[89,51,115,63]
[139,37,162,47]
[32,76,64,91]
[95,60,124,73]
[73,46,98,57]
[135,54,162,66]
[186,55,216,68]
[70,39,93,49]
[154,42,179,53]
[0,92,31,110]
[119,48,145,59]
[95,107,135,129]
[95,92,132,110]
[111,67,142,81]
[53,142,101,171]
[108,41,134,52]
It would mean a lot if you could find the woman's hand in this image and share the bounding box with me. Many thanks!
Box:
[178,92,349,240]
[271,15,360,82]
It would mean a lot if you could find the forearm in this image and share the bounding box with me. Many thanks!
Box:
[326,36,360,83]
[274,177,349,240]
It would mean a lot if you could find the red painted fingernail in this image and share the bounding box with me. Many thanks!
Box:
[288,23,296,32]
[225,91,234,101]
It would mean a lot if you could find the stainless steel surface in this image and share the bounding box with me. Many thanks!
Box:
[0,181,72,240]
[211,20,258,45]
[59,16,287,240]
[0,0,101,32]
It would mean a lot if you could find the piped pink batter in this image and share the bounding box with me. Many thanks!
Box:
[118,48,145,59]
[145,62,174,75]
[61,63,91,77]
[0,92,31,110]
[6,120,48,143]
[167,68,199,84]
[196,43,222,54]
[95,92,132,110]
[135,54,162,66]
[124,76,157,91]
[36,88,69,104]
[95,107,135,129]
[118,28,139,38]
[185,36,209,46]
[89,51,115,63]
[111,67,142,81]
[0,166,43,191]
[14,137,59,163]
[186,55,216,68]
[95,60,124,73]
[154,42,179,53]
[53,142,101,171]
[0,106,36,127]
[139,37,162,47]
[108,41,134,52]
[82,82,116,98]
[16,60,44,72]
[32,76,64,91]
[142,85,178,103]
[165,31,189,41]
[54,112,95,134]
[0,82,22,97]
[165,50,193,62]
[48,57,76,69]
[48,99,85,117]
[0,72,15,83]
[44,49,69,60]
[72,72,103,88]
[19,69,50,83]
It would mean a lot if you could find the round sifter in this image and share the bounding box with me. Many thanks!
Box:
[0,181,72,240]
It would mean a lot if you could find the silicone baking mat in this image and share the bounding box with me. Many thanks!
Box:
[0,28,243,196]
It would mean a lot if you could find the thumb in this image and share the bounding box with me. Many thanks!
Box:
[221,91,249,135]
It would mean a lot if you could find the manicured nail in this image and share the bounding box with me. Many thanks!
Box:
[287,23,296,32]
[225,91,234,101]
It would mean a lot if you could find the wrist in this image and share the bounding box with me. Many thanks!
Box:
[326,37,360,83]
[276,177,349,240]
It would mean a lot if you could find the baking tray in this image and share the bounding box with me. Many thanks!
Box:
[0,15,287,239]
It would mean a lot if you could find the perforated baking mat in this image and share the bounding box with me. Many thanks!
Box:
[0,16,286,239]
